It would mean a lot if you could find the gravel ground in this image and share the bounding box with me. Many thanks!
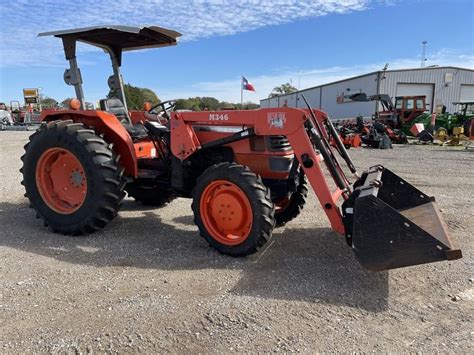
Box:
[0,131,472,353]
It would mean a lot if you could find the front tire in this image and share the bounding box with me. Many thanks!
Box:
[21,120,126,234]
[192,163,275,257]
[274,172,308,227]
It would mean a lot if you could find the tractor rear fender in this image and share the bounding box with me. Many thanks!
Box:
[41,110,138,178]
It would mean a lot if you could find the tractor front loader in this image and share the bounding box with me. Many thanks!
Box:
[21,26,462,272]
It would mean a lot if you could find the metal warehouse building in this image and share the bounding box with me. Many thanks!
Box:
[260,66,474,119]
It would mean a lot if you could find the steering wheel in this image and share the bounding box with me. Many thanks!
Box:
[148,99,177,120]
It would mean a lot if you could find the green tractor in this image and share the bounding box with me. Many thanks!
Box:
[435,102,473,135]
[410,102,474,141]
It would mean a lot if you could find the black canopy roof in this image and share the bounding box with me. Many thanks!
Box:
[39,25,181,51]
[39,25,181,65]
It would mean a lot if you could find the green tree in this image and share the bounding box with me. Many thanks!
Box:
[175,97,219,111]
[218,101,237,110]
[60,98,74,108]
[268,83,298,98]
[199,97,220,110]
[41,96,58,108]
[140,88,160,106]
[174,99,188,110]
[238,102,260,110]
[174,97,258,111]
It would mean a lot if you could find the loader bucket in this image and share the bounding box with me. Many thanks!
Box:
[348,166,462,271]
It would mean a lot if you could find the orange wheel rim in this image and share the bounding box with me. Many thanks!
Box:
[35,147,87,214]
[200,180,253,245]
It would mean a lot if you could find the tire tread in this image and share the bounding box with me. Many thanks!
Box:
[192,162,275,257]
[21,120,126,235]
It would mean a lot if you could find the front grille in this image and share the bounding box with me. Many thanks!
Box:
[266,135,291,151]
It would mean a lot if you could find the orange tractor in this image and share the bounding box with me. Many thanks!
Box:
[21,26,462,271]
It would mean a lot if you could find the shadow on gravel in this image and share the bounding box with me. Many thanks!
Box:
[172,215,195,225]
[0,201,388,312]
[231,227,389,312]
[119,201,169,212]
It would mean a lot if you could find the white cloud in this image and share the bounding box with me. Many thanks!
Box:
[3,0,471,105]
[158,49,474,103]
[0,0,374,67]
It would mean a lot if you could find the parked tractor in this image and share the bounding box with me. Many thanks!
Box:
[20,26,462,271]
[348,93,427,146]
[413,102,474,142]
[350,93,427,131]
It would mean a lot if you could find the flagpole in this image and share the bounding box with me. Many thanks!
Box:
[240,76,243,107]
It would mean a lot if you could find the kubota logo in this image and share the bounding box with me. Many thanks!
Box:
[267,112,287,129]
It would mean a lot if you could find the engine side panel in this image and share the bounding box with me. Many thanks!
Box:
[193,128,294,180]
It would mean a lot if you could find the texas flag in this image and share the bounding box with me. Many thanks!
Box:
[242,76,256,92]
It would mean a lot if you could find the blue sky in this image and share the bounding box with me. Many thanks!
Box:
[0,0,473,105]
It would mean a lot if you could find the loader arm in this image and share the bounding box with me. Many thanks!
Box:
[171,104,462,271]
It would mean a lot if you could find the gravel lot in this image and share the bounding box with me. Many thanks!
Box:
[0,131,472,353]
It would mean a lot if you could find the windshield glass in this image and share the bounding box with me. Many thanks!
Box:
[395,98,403,109]
[457,103,474,114]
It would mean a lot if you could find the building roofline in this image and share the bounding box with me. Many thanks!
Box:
[385,65,473,73]
[261,66,474,102]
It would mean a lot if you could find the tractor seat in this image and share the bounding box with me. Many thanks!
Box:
[100,98,130,124]
[100,98,148,140]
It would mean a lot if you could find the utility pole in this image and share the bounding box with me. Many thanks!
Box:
[421,41,427,67]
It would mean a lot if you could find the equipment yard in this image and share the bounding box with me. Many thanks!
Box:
[0,131,472,353]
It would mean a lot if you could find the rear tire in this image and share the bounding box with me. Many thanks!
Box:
[21,120,126,234]
[192,162,275,257]
[274,172,308,227]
